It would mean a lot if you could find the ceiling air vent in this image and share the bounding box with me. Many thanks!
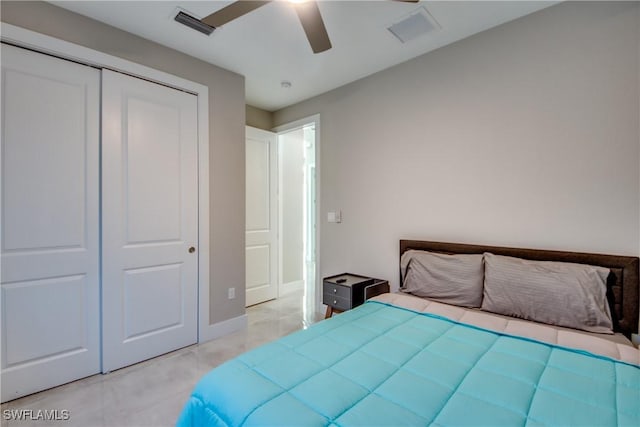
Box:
[174,10,215,36]
[387,7,440,44]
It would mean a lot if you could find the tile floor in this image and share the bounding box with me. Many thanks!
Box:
[1,291,318,427]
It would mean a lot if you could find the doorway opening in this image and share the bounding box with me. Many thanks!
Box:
[277,122,317,325]
[244,116,320,324]
[278,122,317,320]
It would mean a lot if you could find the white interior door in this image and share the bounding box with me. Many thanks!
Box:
[1,44,100,402]
[245,127,278,306]
[102,70,199,372]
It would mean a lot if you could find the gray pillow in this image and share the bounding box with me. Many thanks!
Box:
[482,253,613,334]
[400,250,484,308]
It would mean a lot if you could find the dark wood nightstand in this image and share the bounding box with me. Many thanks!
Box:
[323,273,390,319]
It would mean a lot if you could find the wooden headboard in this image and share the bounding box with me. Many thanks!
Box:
[400,240,640,337]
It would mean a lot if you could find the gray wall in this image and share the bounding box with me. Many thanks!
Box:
[1,1,247,324]
[280,129,305,286]
[246,105,273,131]
[274,2,640,291]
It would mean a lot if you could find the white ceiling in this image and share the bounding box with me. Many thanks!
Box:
[50,1,557,111]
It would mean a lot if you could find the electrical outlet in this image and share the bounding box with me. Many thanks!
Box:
[228,287,235,300]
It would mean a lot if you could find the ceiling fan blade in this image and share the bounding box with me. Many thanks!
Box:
[202,1,271,27]
[294,1,332,54]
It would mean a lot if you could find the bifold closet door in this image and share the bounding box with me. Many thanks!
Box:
[101,70,199,372]
[1,44,101,402]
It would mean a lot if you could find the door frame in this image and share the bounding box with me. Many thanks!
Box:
[273,115,322,317]
[1,24,212,344]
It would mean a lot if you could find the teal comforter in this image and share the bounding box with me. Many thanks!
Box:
[177,301,640,426]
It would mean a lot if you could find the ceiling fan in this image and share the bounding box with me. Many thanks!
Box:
[201,0,419,54]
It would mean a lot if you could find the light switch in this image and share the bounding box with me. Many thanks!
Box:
[328,210,342,223]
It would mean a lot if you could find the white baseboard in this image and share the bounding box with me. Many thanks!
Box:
[279,280,304,295]
[198,314,248,343]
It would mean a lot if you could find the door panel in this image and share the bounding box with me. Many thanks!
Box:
[245,127,278,306]
[1,44,100,402]
[246,245,270,292]
[125,97,182,243]
[123,264,183,340]
[246,138,270,231]
[4,276,87,364]
[102,70,198,372]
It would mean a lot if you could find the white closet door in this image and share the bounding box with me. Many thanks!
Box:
[101,70,199,372]
[0,44,100,402]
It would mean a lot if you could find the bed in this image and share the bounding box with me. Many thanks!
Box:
[178,240,640,426]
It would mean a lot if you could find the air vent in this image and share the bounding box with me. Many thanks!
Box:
[174,10,215,36]
[387,7,440,44]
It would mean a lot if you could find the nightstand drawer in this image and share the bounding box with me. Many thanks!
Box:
[323,283,350,299]
[322,293,351,311]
